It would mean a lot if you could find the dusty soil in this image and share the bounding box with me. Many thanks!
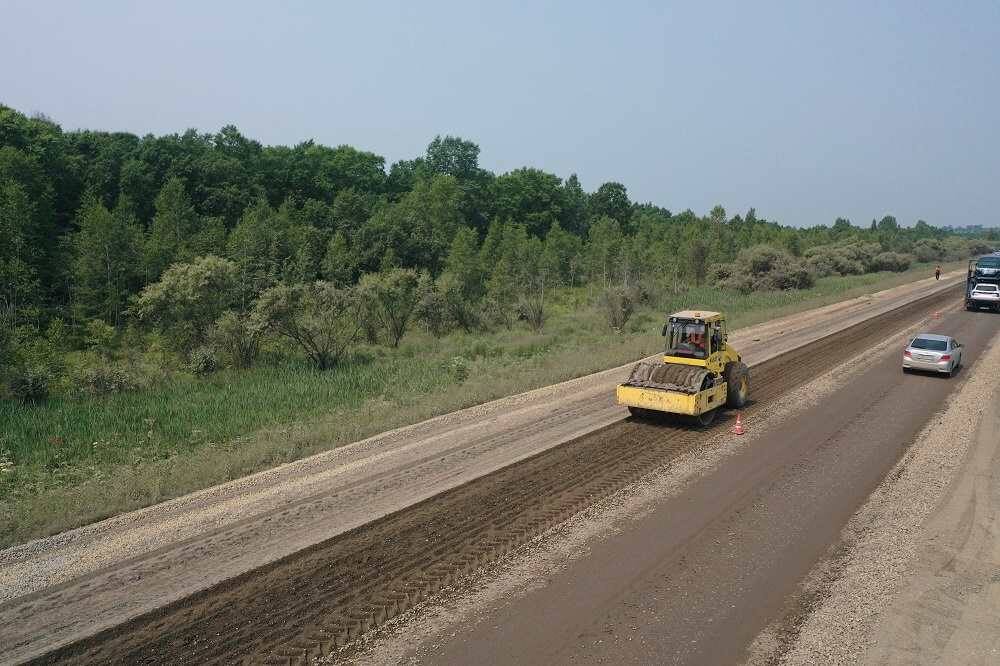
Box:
[344,293,948,666]
[378,299,996,666]
[750,318,1000,665]
[3,283,966,665]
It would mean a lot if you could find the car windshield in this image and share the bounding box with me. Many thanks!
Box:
[975,285,998,292]
[910,338,947,351]
[977,257,1000,269]
[666,321,708,358]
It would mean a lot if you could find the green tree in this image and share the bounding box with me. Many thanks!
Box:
[587,216,623,286]
[386,157,427,198]
[322,230,355,285]
[288,224,328,283]
[330,188,371,234]
[516,235,548,331]
[478,218,504,269]
[227,199,294,303]
[145,177,201,279]
[0,146,61,315]
[832,217,853,235]
[425,135,481,180]
[687,237,710,286]
[355,175,462,273]
[588,182,631,229]
[71,195,143,327]
[0,180,41,327]
[708,205,727,226]
[444,227,484,299]
[542,221,583,286]
[492,168,565,237]
[561,173,589,236]
[485,223,529,327]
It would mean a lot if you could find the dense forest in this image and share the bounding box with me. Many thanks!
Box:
[0,103,994,401]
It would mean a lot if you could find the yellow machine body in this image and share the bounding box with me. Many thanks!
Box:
[616,382,728,416]
[616,310,747,420]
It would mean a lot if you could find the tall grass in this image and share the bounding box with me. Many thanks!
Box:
[0,261,957,546]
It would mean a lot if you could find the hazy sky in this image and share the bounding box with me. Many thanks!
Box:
[2,1,998,228]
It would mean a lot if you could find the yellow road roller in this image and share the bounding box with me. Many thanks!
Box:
[617,310,749,426]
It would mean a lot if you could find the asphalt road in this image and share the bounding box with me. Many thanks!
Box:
[406,305,999,665]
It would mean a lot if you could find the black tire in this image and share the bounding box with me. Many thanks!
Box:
[724,362,750,408]
[694,407,718,427]
[628,406,658,419]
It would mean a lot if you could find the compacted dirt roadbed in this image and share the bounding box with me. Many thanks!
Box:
[409,302,997,665]
[769,324,1000,666]
[0,277,965,665]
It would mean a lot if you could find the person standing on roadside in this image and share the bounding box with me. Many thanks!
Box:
[935,265,941,281]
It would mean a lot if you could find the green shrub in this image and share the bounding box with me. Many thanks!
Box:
[717,245,815,293]
[516,294,545,331]
[77,365,138,396]
[253,282,360,370]
[804,246,865,277]
[912,239,945,263]
[445,356,470,382]
[83,319,117,359]
[210,311,265,369]
[871,251,912,272]
[967,241,994,256]
[600,285,640,333]
[414,278,450,337]
[134,255,239,355]
[358,268,423,347]
[187,346,219,376]
[9,366,50,403]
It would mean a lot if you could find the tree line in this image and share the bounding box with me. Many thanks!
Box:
[0,103,993,398]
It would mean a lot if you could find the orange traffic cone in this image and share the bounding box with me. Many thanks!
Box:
[732,412,745,435]
[932,310,941,320]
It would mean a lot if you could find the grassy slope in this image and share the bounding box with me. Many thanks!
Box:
[0,262,959,546]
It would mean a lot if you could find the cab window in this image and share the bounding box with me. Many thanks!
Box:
[667,321,708,359]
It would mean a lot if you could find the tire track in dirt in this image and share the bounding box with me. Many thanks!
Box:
[26,287,960,666]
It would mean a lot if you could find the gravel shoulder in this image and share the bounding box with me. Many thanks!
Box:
[762,321,1000,666]
[0,273,962,664]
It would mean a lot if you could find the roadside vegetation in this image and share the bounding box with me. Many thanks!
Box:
[0,103,994,545]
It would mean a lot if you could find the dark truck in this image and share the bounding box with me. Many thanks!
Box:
[966,255,1000,311]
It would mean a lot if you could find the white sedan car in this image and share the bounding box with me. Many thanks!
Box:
[967,283,1000,311]
[902,334,963,376]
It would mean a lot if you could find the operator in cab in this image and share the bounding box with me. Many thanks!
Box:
[667,320,708,359]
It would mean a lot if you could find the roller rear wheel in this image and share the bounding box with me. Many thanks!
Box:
[628,406,654,419]
[693,407,718,427]
[724,362,750,408]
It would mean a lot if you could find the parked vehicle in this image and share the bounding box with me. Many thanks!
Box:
[965,256,1000,310]
[968,283,1000,311]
